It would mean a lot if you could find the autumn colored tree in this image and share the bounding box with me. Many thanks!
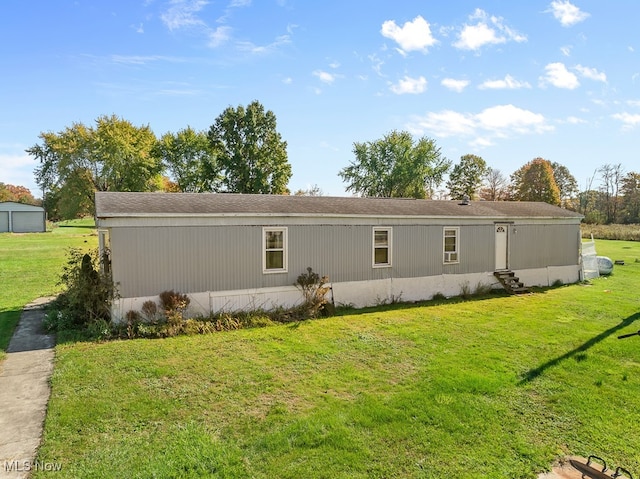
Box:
[446,154,488,200]
[510,158,561,205]
[0,183,39,205]
[339,130,450,198]
[208,101,291,194]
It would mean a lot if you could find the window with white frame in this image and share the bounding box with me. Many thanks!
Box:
[373,227,392,267]
[263,227,287,273]
[443,227,459,264]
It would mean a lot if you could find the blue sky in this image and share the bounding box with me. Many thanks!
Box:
[1,0,638,198]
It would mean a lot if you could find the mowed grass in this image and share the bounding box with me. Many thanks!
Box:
[0,218,97,360]
[33,240,640,478]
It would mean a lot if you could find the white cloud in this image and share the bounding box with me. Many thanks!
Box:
[237,34,291,54]
[390,76,427,94]
[160,0,289,54]
[161,0,209,31]
[560,45,572,56]
[109,55,188,65]
[575,65,607,83]
[612,112,640,130]
[540,62,580,89]
[409,110,476,137]
[380,16,437,54]
[368,54,385,77]
[476,104,549,133]
[208,26,232,47]
[566,116,587,124]
[407,104,552,146]
[453,9,526,51]
[479,74,531,90]
[627,99,640,107]
[282,77,293,85]
[441,78,470,92]
[313,70,337,84]
[548,1,590,27]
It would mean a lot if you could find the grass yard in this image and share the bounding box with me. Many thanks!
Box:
[0,218,97,360]
[30,240,640,478]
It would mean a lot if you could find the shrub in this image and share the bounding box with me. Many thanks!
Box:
[126,310,142,339]
[45,248,117,331]
[159,290,190,325]
[141,300,160,324]
[294,267,332,319]
[460,282,472,299]
[473,282,493,296]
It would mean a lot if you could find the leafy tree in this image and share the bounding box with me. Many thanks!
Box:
[207,101,291,194]
[619,172,640,224]
[339,130,450,198]
[27,115,161,218]
[479,168,508,201]
[154,127,219,192]
[510,158,561,205]
[294,184,323,196]
[598,163,624,223]
[446,154,488,200]
[550,162,578,208]
[0,183,39,205]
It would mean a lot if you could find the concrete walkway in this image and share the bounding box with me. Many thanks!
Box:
[0,298,55,479]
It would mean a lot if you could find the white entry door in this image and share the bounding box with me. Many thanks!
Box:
[495,224,509,270]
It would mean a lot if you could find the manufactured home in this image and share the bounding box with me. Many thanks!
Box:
[0,201,46,233]
[95,192,584,320]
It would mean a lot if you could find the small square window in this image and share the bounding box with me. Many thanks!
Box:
[373,227,392,267]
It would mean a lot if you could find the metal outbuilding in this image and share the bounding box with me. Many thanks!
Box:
[0,201,46,233]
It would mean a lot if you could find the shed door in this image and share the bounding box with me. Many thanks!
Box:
[495,224,509,270]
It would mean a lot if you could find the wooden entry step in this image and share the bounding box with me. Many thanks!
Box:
[494,270,529,294]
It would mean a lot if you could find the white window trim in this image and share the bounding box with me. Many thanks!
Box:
[372,227,392,268]
[443,227,460,264]
[263,227,288,274]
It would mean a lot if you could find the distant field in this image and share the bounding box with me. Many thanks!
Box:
[0,218,97,360]
[581,223,640,241]
[31,239,640,479]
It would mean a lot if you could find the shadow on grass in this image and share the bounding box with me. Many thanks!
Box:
[519,312,640,384]
[57,224,96,229]
[0,309,22,355]
[332,288,519,318]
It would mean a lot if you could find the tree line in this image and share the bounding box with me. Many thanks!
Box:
[27,101,290,220]
[20,100,640,224]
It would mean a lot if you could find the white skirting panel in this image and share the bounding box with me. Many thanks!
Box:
[111,266,581,323]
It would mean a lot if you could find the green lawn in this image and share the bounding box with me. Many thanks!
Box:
[0,219,97,360]
[30,240,640,478]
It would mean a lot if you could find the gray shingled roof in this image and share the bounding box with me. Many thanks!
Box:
[95,192,583,219]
